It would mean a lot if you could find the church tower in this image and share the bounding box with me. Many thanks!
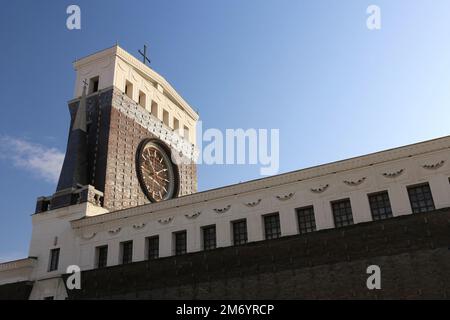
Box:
[36,45,199,213]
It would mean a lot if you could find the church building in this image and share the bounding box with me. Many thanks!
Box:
[0,45,449,300]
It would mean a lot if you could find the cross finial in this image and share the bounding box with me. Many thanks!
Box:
[138,44,151,65]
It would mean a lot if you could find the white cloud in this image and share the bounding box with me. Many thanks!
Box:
[0,136,64,183]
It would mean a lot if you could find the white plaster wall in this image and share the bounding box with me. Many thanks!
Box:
[73,46,198,145]
[72,146,450,272]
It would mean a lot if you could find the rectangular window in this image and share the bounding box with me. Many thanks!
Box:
[96,245,108,268]
[368,191,393,220]
[232,219,248,245]
[296,206,316,234]
[151,101,158,117]
[202,225,216,251]
[264,213,281,240]
[331,199,354,228]
[183,126,190,140]
[89,76,99,94]
[48,248,60,272]
[173,117,180,131]
[163,110,169,127]
[174,231,187,256]
[146,236,159,260]
[120,241,133,264]
[138,91,146,108]
[125,80,133,99]
[407,183,435,213]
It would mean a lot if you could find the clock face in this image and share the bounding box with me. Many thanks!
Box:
[136,140,178,202]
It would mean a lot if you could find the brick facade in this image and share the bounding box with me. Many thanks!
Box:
[63,87,197,212]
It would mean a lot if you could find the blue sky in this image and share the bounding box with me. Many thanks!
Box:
[1,0,450,261]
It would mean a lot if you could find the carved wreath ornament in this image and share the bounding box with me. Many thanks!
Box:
[244,199,262,207]
[132,223,146,230]
[214,205,231,214]
[108,227,121,235]
[275,192,295,201]
[81,232,96,240]
[422,160,445,170]
[382,169,404,178]
[343,177,366,186]
[185,212,201,219]
[310,184,329,194]
[158,217,174,225]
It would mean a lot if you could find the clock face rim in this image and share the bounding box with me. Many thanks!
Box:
[136,139,179,203]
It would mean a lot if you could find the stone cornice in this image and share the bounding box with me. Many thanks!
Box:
[0,258,36,272]
[71,135,450,229]
[73,45,199,121]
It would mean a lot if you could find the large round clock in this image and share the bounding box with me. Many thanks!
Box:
[136,139,179,202]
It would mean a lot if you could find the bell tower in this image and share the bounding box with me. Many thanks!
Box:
[36,45,199,214]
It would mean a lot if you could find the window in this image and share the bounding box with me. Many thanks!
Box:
[163,110,169,126]
[331,199,354,228]
[264,213,281,240]
[120,241,133,264]
[202,225,216,251]
[125,80,133,99]
[151,101,158,117]
[368,191,393,220]
[296,206,316,234]
[173,117,180,131]
[138,91,146,108]
[89,76,99,94]
[95,245,108,268]
[146,236,159,260]
[183,126,190,140]
[48,248,60,272]
[407,183,435,213]
[174,231,187,255]
[232,220,248,245]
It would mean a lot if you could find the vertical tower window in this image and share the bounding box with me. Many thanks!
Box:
[331,199,354,228]
[120,241,133,264]
[151,101,158,118]
[173,117,180,131]
[183,126,190,140]
[146,236,159,260]
[232,219,248,245]
[163,110,169,126]
[296,206,316,234]
[95,245,108,268]
[138,91,146,108]
[202,225,216,251]
[264,213,281,240]
[89,76,99,94]
[125,80,133,99]
[48,248,60,272]
[174,230,187,256]
[368,191,393,220]
[407,183,435,213]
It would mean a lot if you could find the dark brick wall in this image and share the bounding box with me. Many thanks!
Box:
[0,281,34,300]
[64,208,450,300]
[62,87,197,211]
